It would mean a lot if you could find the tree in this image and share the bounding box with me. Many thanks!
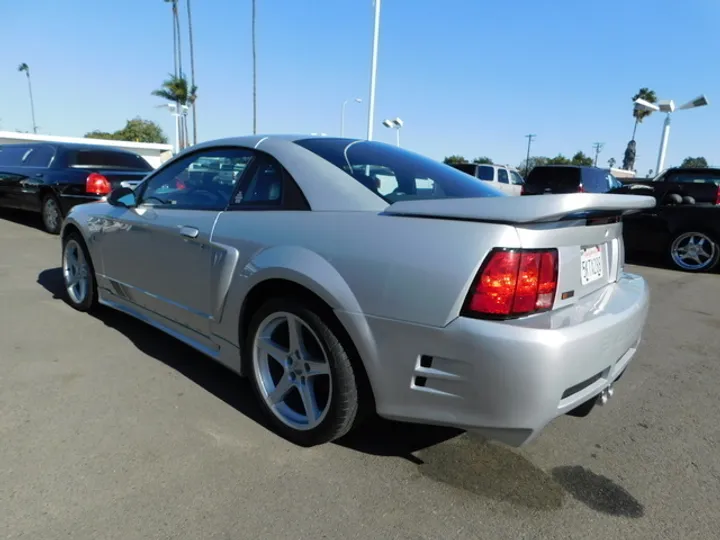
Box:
[252,0,257,134]
[608,157,616,168]
[472,156,493,164]
[443,155,468,164]
[631,87,657,140]
[152,74,196,148]
[546,154,571,165]
[680,156,708,168]
[84,118,168,144]
[517,156,548,172]
[571,151,594,166]
[17,63,37,134]
[186,0,198,145]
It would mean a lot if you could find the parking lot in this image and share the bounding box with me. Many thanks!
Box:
[1,211,719,540]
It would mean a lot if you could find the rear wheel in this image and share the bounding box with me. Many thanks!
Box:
[668,231,719,273]
[62,232,98,311]
[41,194,62,235]
[245,297,362,446]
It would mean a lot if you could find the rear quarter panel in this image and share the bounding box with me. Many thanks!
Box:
[210,210,520,347]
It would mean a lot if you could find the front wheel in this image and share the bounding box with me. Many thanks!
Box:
[245,297,362,446]
[668,231,720,273]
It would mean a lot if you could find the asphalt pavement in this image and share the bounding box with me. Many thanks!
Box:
[1,210,719,540]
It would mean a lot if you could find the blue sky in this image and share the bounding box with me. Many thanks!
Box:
[3,0,719,174]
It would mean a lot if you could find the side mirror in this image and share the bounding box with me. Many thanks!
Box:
[107,186,137,208]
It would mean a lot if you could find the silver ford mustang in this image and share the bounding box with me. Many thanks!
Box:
[60,135,654,447]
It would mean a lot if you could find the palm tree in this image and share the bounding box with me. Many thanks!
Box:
[631,87,657,140]
[252,0,257,134]
[17,63,37,134]
[152,74,196,149]
[186,0,198,145]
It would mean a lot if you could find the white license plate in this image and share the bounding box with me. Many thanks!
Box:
[580,246,604,285]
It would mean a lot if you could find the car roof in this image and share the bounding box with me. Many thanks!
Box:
[0,141,144,156]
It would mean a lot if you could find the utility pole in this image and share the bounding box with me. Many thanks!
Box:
[524,134,536,176]
[592,142,604,167]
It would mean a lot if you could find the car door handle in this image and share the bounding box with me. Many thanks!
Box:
[179,226,199,239]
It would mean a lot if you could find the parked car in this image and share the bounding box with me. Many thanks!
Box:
[449,163,525,195]
[620,167,720,206]
[624,200,720,272]
[59,135,653,448]
[0,142,153,234]
[521,165,624,195]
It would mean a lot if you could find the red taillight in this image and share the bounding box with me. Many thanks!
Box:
[86,173,111,196]
[464,249,558,318]
[715,185,720,205]
[520,185,526,195]
[578,184,585,193]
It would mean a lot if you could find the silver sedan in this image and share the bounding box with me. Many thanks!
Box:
[60,135,655,447]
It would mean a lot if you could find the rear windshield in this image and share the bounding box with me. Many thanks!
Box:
[294,138,504,202]
[665,171,720,185]
[526,166,581,188]
[69,149,153,171]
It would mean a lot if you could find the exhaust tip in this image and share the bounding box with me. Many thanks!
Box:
[597,385,614,406]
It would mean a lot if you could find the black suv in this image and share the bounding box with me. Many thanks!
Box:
[522,165,624,195]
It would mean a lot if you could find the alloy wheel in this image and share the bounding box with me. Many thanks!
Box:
[63,239,90,305]
[43,198,60,232]
[671,232,717,271]
[252,311,333,431]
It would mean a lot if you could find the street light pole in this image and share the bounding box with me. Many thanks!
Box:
[524,134,536,176]
[634,94,709,174]
[341,98,362,137]
[367,0,381,141]
[382,117,403,147]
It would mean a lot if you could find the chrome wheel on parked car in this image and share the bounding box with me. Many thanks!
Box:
[670,232,719,272]
[252,311,333,431]
[42,195,62,235]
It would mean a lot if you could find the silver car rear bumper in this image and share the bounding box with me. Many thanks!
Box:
[338,272,650,447]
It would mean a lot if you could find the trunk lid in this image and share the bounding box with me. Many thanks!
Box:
[386,193,655,308]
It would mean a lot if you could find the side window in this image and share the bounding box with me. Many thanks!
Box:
[23,146,55,168]
[0,145,30,166]
[476,165,494,181]
[497,168,510,184]
[509,171,525,185]
[138,148,254,210]
[236,156,284,206]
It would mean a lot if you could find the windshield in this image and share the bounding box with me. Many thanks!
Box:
[294,138,505,202]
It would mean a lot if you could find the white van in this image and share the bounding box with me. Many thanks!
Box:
[449,163,525,196]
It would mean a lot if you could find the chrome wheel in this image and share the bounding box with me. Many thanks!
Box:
[43,197,61,232]
[671,232,717,271]
[63,239,90,305]
[252,312,333,431]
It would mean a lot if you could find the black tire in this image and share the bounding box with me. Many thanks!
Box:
[41,193,63,235]
[245,297,363,446]
[61,232,98,312]
[667,231,720,273]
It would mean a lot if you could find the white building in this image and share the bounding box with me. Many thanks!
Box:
[0,131,173,169]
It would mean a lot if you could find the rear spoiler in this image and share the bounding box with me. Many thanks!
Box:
[384,193,656,224]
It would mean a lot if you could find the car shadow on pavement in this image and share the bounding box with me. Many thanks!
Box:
[36,267,460,457]
[36,267,645,517]
[0,209,44,232]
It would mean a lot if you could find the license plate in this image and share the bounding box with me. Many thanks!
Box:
[580,246,603,285]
